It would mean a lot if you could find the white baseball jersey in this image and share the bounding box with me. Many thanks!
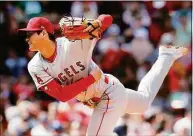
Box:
[28,37,112,103]
[28,37,177,135]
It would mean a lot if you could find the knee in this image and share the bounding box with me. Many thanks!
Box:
[138,99,150,113]
[136,91,153,113]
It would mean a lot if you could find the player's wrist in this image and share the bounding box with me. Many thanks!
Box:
[95,19,102,28]
[89,69,102,82]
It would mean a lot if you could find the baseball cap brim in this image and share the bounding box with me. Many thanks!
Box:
[18,28,42,32]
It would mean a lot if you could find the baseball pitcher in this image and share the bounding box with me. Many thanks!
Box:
[18,14,188,135]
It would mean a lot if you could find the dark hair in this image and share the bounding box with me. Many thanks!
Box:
[48,33,56,42]
[37,31,56,42]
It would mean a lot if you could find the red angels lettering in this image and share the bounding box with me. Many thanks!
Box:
[66,78,73,85]
[35,74,43,84]
[64,68,73,77]
[70,78,73,84]
[56,61,86,84]
[76,61,85,71]
[58,73,68,83]
[70,65,79,74]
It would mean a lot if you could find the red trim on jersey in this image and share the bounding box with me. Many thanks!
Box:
[97,14,113,35]
[96,93,110,136]
[40,75,95,102]
[104,75,109,84]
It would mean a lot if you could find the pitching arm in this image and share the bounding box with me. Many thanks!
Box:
[28,62,101,102]
[40,75,95,102]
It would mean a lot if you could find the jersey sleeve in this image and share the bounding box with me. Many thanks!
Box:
[40,74,95,102]
[27,62,54,90]
[98,14,113,35]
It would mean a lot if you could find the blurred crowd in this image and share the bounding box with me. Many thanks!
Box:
[0,1,192,136]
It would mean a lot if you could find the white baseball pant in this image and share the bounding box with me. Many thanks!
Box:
[86,55,174,136]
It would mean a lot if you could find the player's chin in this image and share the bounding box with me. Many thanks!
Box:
[28,47,37,52]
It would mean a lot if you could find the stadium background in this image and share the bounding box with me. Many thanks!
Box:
[0,1,192,136]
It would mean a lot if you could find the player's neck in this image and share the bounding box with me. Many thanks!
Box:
[40,41,56,62]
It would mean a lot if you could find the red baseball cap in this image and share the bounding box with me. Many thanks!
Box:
[18,17,54,34]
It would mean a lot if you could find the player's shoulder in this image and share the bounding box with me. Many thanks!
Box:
[27,52,43,73]
[56,37,92,45]
[56,37,69,46]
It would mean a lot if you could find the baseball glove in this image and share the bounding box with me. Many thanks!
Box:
[59,15,102,41]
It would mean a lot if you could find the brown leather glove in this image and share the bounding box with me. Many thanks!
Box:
[59,15,102,41]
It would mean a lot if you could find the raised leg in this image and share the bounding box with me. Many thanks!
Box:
[125,45,188,113]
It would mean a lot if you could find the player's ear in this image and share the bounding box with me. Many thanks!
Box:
[41,29,49,38]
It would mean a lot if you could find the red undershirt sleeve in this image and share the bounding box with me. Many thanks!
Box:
[40,74,95,102]
[97,14,113,35]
